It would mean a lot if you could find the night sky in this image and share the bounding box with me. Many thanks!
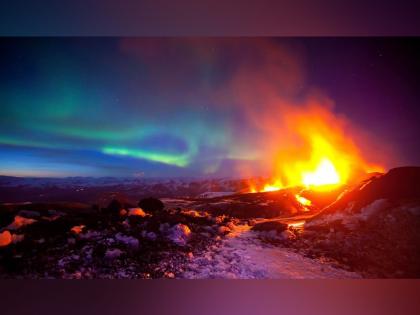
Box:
[0,38,419,178]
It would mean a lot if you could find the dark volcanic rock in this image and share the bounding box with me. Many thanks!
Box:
[367,167,420,200]
[289,166,420,278]
[192,189,309,219]
[17,210,41,218]
[251,221,288,233]
[138,197,164,214]
[0,201,220,279]
[105,199,124,215]
[314,166,420,220]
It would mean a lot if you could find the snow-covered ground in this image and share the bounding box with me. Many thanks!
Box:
[183,223,360,279]
[197,191,236,198]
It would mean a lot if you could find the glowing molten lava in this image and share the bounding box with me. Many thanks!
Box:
[0,231,12,247]
[261,180,283,192]
[295,194,311,206]
[252,156,350,193]
[302,158,340,189]
[261,185,280,192]
[247,103,384,193]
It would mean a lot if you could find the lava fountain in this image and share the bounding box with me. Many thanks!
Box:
[248,103,384,197]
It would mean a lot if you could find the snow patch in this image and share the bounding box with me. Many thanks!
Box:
[167,224,191,246]
[198,192,235,198]
[359,199,388,221]
[141,230,157,240]
[105,248,123,261]
[115,233,139,250]
[307,199,389,230]
[183,224,359,279]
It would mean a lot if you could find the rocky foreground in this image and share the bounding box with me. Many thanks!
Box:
[282,167,420,278]
[0,198,234,279]
[0,167,419,278]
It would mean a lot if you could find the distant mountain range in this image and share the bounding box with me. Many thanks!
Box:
[0,175,258,204]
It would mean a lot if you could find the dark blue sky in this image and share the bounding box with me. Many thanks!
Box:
[0,38,419,177]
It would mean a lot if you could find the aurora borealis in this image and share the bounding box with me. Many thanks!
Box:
[0,38,419,177]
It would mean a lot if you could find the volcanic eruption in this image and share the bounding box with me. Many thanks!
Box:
[247,101,385,197]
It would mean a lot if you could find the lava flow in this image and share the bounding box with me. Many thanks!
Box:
[295,194,311,206]
[256,157,342,193]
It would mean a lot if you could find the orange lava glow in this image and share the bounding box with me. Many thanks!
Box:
[261,180,283,192]
[70,225,85,234]
[128,208,147,217]
[0,231,12,247]
[248,103,384,193]
[295,194,312,206]
[301,158,340,190]
[288,221,305,229]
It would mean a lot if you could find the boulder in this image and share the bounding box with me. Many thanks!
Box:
[115,233,139,250]
[105,199,124,215]
[166,224,191,246]
[104,248,123,261]
[138,197,164,214]
[128,208,146,217]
